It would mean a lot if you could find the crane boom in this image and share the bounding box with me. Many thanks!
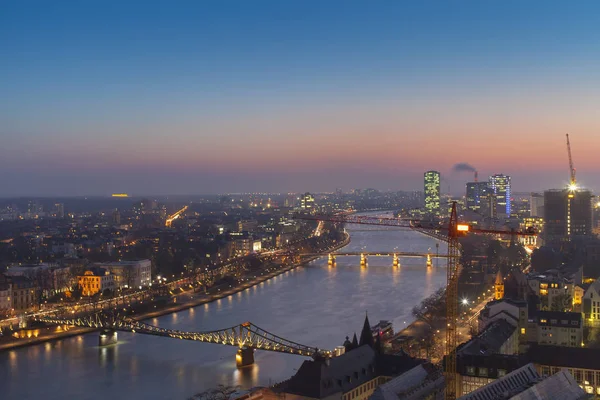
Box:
[566,133,576,186]
[294,213,536,236]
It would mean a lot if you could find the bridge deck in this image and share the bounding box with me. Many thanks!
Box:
[330,252,451,258]
[35,312,331,358]
[302,251,454,258]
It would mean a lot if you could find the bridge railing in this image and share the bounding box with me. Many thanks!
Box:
[33,312,331,358]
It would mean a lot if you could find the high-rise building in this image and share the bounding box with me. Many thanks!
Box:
[112,209,121,225]
[299,192,315,210]
[544,189,592,244]
[27,200,42,219]
[54,203,64,218]
[466,182,491,213]
[424,171,441,216]
[530,193,544,217]
[489,174,511,217]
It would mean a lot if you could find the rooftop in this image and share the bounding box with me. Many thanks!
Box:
[458,319,516,357]
[458,363,586,400]
[527,344,600,371]
[274,345,422,398]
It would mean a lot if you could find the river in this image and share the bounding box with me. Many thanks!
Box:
[0,214,448,400]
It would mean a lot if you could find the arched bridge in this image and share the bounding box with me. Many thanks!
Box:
[320,251,453,258]
[34,312,332,366]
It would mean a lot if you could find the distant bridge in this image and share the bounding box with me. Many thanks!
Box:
[301,251,454,258]
[327,252,453,258]
[299,251,456,268]
[34,312,331,366]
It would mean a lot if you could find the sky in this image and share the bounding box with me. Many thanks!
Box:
[1,0,600,196]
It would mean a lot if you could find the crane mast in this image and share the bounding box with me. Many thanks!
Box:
[444,202,460,400]
[566,134,577,240]
[566,133,576,188]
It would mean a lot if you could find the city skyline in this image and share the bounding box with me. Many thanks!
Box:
[2,1,600,196]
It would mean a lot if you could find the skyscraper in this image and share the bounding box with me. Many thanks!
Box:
[424,171,441,217]
[54,203,65,218]
[489,174,511,217]
[466,181,491,213]
[299,192,315,210]
[530,193,544,217]
[544,189,592,244]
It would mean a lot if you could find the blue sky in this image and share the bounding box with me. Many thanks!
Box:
[2,1,600,196]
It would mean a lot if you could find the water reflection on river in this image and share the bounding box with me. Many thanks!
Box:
[0,216,447,400]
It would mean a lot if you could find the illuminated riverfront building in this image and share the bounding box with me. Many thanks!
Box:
[95,260,152,289]
[78,267,114,296]
[489,174,511,218]
[544,189,592,244]
[424,171,441,217]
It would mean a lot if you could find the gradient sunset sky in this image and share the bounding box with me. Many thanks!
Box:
[2,1,600,196]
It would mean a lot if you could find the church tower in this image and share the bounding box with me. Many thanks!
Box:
[495,270,504,300]
[358,312,375,348]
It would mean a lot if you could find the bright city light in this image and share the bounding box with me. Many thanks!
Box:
[457,224,470,232]
[568,183,578,191]
[461,298,469,305]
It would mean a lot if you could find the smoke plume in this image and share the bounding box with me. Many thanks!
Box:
[452,162,477,173]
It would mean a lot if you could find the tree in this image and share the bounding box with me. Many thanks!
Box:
[531,247,560,273]
[187,385,240,400]
[550,293,573,312]
[412,287,446,327]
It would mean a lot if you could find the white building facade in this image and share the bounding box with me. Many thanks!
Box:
[97,260,152,289]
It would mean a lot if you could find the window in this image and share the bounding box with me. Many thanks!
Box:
[498,369,506,377]
[572,321,579,326]
[479,367,488,377]
[521,328,526,334]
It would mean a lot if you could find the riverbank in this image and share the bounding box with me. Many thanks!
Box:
[0,233,351,352]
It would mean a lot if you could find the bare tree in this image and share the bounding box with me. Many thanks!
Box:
[550,293,573,312]
[412,287,446,327]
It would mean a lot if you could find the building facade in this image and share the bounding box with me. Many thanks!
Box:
[519,217,544,247]
[299,192,315,210]
[527,274,573,311]
[8,276,38,312]
[78,268,114,296]
[489,174,511,218]
[424,171,441,217]
[238,219,259,232]
[466,181,491,217]
[0,283,11,315]
[544,189,592,244]
[97,260,152,289]
[528,345,600,397]
[582,279,600,326]
[536,311,582,347]
[530,193,544,217]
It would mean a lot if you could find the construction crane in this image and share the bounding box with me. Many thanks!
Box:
[566,134,577,240]
[294,206,536,400]
[566,133,577,191]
